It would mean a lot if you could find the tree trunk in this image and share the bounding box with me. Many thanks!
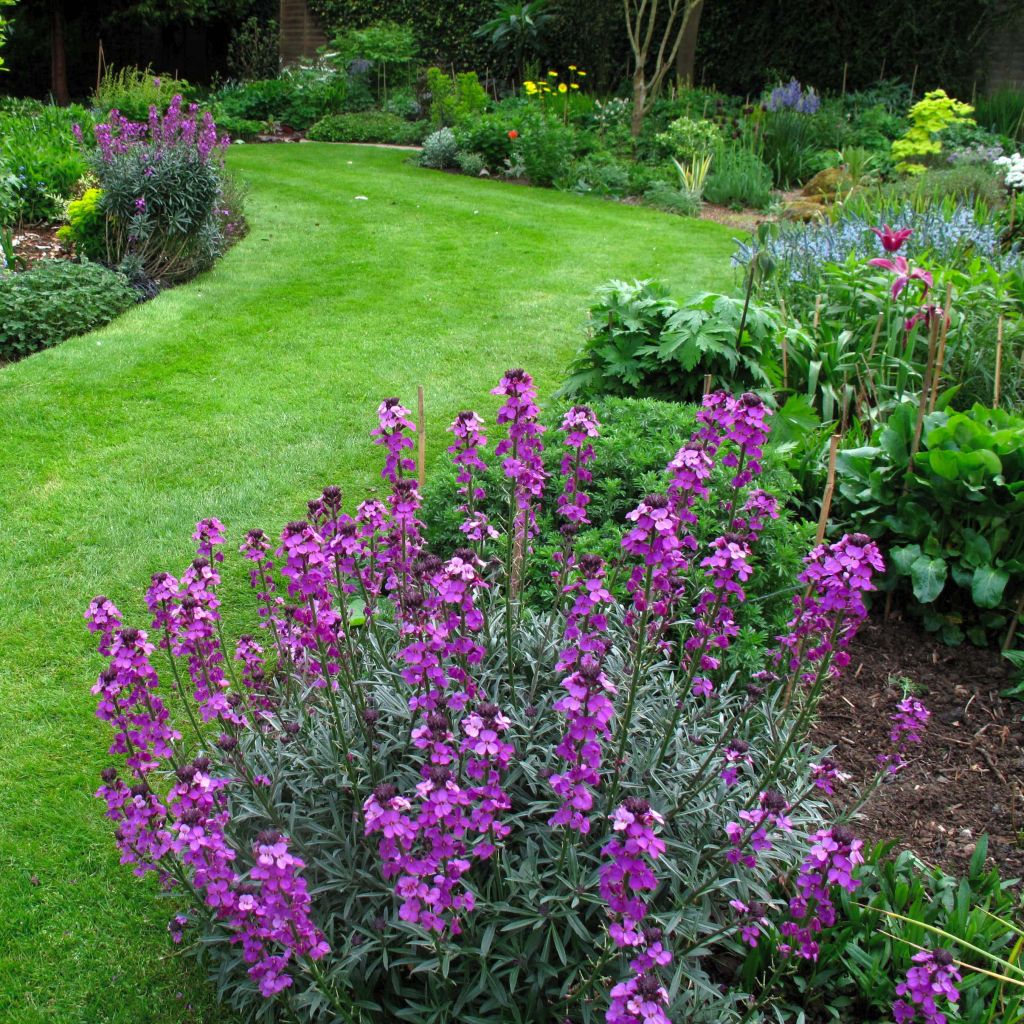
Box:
[630,69,646,136]
[674,0,705,86]
[49,0,69,106]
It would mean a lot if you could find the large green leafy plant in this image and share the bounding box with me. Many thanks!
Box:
[562,279,777,402]
[835,401,1024,644]
[0,259,136,361]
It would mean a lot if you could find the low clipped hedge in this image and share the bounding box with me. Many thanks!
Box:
[306,112,430,145]
[0,260,137,361]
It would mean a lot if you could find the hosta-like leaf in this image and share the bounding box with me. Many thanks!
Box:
[971,565,1009,608]
[910,555,947,604]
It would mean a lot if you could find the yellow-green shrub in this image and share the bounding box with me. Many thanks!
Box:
[892,89,975,174]
[57,187,106,261]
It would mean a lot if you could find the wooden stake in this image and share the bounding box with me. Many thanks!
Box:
[703,373,713,397]
[96,39,106,95]
[910,316,941,463]
[1003,592,1024,652]
[815,434,841,545]
[879,56,886,81]
[416,385,426,490]
[841,61,848,96]
[994,315,1004,409]
[928,282,953,413]
[909,63,918,101]
[813,294,822,329]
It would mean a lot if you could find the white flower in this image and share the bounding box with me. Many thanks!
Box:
[995,152,1024,191]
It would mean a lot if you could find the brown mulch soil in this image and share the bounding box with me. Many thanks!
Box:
[11,224,70,266]
[698,202,770,232]
[814,614,1024,881]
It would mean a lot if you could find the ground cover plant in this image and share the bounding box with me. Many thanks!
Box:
[0,142,735,1024]
[0,258,137,360]
[86,376,895,1023]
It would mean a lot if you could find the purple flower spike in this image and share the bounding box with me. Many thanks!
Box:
[373,397,417,485]
[493,369,547,543]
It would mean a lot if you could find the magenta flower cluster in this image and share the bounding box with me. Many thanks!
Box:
[492,369,547,543]
[775,532,884,687]
[86,93,228,166]
[549,553,615,831]
[601,799,673,1024]
[894,947,962,1024]
[779,825,864,961]
[87,593,328,997]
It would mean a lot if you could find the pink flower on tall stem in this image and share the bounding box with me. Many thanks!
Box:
[870,223,913,253]
[868,255,933,300]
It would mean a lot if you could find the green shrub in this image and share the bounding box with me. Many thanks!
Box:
[704,140,773,209]
[93,67,187,122]
[568,151,632,196]
[892,88,975,174]
[207,109,265,141]
[455,150,486,175]
[974,87,1024,143]
[214,67,348,131]
[516,117,574,187]
[561,279,777,402]
[383,86,421,120]
[422,393,809,629]
[654,115,721,160]
[306,111,428,144]
[0,105,91,222]
[843,102,905,150]
[426,66,488,126]
[835,401,1024,645]
[227,17,280,82]
[893,163,1007,208]
[56,187,105,260]
[453,113,517,170]
[0,260,136,361]
[419,126,459,168]
[759,110,831,187]
[643,181,701,215]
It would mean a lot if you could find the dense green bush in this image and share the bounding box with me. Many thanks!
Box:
[561,279,777,402]
[758,110,832,188]
[516,116,575,187]
[56,187,106,261]
[453,112,517,170]
[569,151,632,196]
[422,393,809,637]
[0,104,91,222]
[425,66,488,126]
[835,401,1024,645]
[214,67,348,131]
[306,111,429,144]
[0,260,136,361]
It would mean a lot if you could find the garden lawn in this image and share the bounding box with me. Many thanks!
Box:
[0,143,734,1023]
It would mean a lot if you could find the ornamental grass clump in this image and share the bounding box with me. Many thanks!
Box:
[87,372,887,1023]
[77,95,243,284]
